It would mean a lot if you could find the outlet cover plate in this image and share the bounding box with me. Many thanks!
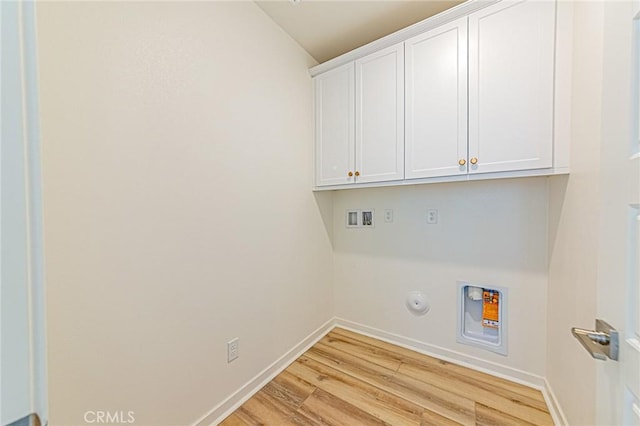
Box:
[227,338,239,363]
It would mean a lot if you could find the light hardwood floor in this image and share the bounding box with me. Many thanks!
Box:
[219,327,554,426]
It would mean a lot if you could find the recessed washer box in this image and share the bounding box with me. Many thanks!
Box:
[456,281,507,356]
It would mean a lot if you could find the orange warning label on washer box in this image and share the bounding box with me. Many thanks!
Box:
[482,290,500,329]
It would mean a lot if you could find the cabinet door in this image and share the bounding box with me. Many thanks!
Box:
[405,17,468,179]
[468,0,555,174]
[314,62,355,186]
[355,43,404,183]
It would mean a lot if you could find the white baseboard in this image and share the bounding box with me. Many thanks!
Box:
[334,318,547,390]
[193,318,336,426]
[193,316,566,426]
[335,319,568,425]
[542,378,569,426]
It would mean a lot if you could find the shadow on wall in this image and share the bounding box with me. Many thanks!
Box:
[313,191,334,248]
[329,177,550,274]
[547,174,569,264]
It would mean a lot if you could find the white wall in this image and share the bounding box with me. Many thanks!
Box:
[546,2,604,425]
[35,2,333,425]
[332,178,549,378]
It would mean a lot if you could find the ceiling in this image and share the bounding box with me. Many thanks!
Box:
[255,1,465,64]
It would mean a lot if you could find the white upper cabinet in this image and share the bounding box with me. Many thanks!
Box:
[314,62,355,186]
[312,0,567,190]
[468,0,556,174]
[355,43,405,184]
[405,17,468,179]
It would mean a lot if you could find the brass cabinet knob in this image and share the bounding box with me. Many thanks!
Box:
[354,171,360,177]
[348,171,353,177]
[458,159,466,166]
[470,157,478,165]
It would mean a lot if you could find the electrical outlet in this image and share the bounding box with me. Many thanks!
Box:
[384,209,393,223]
[227,338,239,363]
[427,209,438,224]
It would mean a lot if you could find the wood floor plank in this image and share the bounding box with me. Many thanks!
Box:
[297,388,387,426]
[331,327,546,407]
[223,406,264,426]
[306,343,475,426]
[421,409,464,426]
[475,403,540,426]
[274,370,317,399]
[399,365,552,425]
[286,356,423,425]
[264,370,316,412]
[397,363,553,426]
[218,412,248,426]
[397,359,548,413]
[221,329,556,426]
[237,389,315,426]
[321,332,403,371]
[329,328,552,425]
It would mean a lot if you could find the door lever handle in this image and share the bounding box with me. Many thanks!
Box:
[571,319,619,361]
[588,331,610,346]
[572,328,610,345]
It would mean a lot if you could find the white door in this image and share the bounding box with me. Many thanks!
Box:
[1,3,33,422]
[595,1,640,425]
[1,1,47,424]
[314,62,355,187]
[468,0,555,174]
[355,43,404,184]
[405,17,467,180]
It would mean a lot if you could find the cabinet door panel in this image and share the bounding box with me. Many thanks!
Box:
[405,17,468,179]
[355,44,404,183]
[468,0,555,174]
[315,63,355,186]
